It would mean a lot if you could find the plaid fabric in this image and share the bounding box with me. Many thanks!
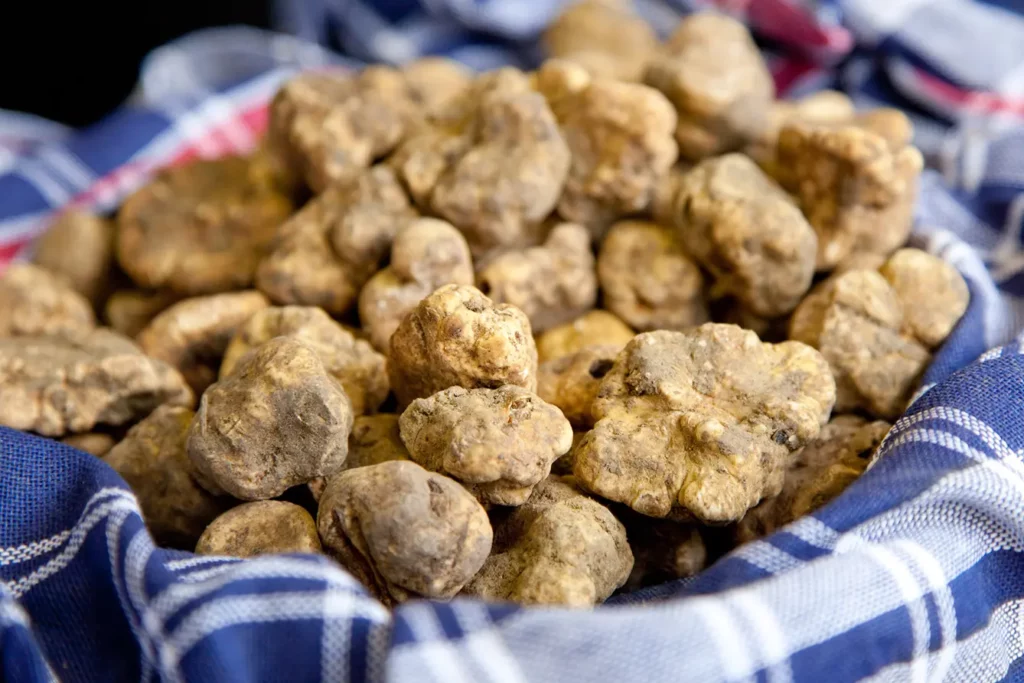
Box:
[2,2,1024,681]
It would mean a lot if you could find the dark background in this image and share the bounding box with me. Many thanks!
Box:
[0,0,272,127]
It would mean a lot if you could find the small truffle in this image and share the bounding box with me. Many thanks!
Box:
[317,460,492,604]
[477,223,597,333]
[789,269,931,419]
[0,329,192,437]
[777,111,924,270]
[879,248,969,348]
[392,68,571,256]
[644,13,774,160]
[117,155,293,295]
[0,263,95,338]
[187,337,353,500]
[597,220,706,331]
[358,218,474,352]
[220,306,388,415]
[402,58,473,113]
[269,68,418,192]
[32,210,114,305]
[387,284,538,408]
[535,310,634,363]
[735,415,890,543]
[256,165,416,315]
[137,291,270,396]
[104,289,182,338]
[665,154,817,318]
[744,90,855,173]
[195,501,321,557]
[399,385,574,506]
[574,325,836,523]
[554,79,678,235]
[543,0,659,82]
[106,405,231,549]
[462,475,633,606]
[537,344,619,429]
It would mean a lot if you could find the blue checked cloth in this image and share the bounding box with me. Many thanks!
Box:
[3,1,1024,681]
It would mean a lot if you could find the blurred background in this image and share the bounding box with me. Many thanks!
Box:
[0,1,273,126]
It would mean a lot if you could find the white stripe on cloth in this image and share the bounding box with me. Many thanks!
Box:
[37,146,96,191]
[159,590,389,683]
[109,510,155,683]
[390,602,482,683]
[165,556,241,572]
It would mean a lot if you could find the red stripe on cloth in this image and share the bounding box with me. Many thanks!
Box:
[912,67,1024,117]
[770,57,822,96]
[0,238,31,268]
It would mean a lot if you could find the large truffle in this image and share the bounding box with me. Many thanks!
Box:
[105,405,231,549]
[543,0,659,82]
[391,68,571,255]
[776,112,924,270]
[387,284,538,408]
[317,460,492,605]
[574,325,836,523]
[187,336,353,500]
[137,291,270,396]
[789,269,931,419]
[665,154,817,318]
[0,263,96,338]
[358,218,474,352]
[0,329,192,437]
[399,385,573,506]
[643,13,774,161]
[554,78,678,235]
[256,165,415,315]
[477,223,597,333]
[462,475,632,606]
[117,155,293,295]
[220,306,388,415]
[597,220,706,331]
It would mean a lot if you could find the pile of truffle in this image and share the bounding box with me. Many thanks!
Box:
[0,3,970,608]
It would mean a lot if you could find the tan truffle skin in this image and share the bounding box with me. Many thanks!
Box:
[61,433,117,458]
[477,223,597,333]
[462,475,633,607]
[104,290,182,339]
[187,336,353,500]
[555,80,679,235]
[597,220,706,331]
[543,0,659,82]
[117,156,293,295]
[667,154,817,318]
[537,344,619,429]
[574,325,836,523]
[256,166,415,316]
[220,306,388,415]
[643,13,774,161]
[269,68,417,192]
[106,405,231,549]
[789,270,931,419]
[0,263,96,338]
[402,58,472,113]
[358,218,474,352]
[308,414,410,501]
[0,329,193,437]
[735,415,890,544]
[32,210,114,305]
[317,460,493,605]
[535,310,634,363]
[393,68,571,256]
[399,385,574,506]
[744,90,855,172]
[777,115,924,270]
[195,501,321,557]
[387,284,538,408]
[137,291,270,397]
[880,248,969,349]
